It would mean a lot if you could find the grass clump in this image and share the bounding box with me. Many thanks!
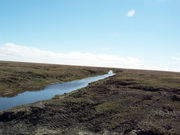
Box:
[0,63,180,134]
[0,61,110,97]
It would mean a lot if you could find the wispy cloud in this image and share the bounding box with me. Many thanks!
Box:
[1,43,180,72]
[172,56,180,61]
[126,10,136,17]
[0,43,140,68]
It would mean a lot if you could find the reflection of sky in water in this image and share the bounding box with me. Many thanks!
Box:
[0,71,115,111]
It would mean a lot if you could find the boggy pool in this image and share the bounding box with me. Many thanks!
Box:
[0,70,115,111]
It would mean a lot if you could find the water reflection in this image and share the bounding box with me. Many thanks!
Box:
[0,70,115,111]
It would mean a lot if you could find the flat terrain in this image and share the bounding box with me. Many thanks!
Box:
[0,62,180,135]
[0,61,109,97]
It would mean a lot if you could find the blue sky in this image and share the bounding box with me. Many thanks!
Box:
[0,0,180,72]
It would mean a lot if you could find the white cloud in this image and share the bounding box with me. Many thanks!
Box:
[172,56,180,61]
[0,43,180,72]
[0,43,140,68]
[126,10,136,17]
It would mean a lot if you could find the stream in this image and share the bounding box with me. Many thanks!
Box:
[0,70,115,111]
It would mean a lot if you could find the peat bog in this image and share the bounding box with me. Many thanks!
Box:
[0,61,180,135]
[0,61,109,97]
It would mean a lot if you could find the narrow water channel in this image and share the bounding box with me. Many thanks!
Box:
[0,70,115,111]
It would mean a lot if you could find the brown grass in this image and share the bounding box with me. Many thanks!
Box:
[0,61,110,97]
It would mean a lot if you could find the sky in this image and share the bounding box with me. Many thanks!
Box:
[0,0,180,72]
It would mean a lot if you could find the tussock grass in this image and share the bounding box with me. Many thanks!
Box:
[0,61,109,97]
[0,62,180,134]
